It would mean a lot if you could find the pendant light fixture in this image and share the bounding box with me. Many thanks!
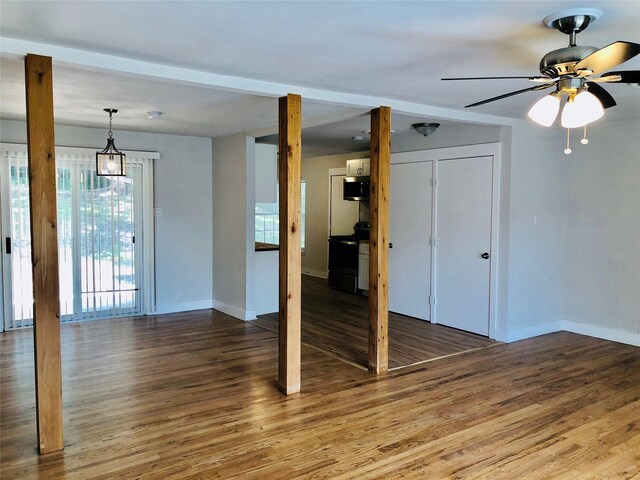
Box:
[96,108,126,176]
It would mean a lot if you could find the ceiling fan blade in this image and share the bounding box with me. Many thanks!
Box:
[590,74,622,83]
[573,41,640,76]
[465,84,555,108]
[586,82,617,109]
[442,76,538,80]
[603,70,640,83]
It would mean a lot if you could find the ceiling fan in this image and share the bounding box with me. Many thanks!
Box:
[442,8,640,127]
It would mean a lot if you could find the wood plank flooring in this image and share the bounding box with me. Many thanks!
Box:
[254,275,496,369]
[1,310,639,479]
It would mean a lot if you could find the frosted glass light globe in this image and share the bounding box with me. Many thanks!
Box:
[561,91,604,128]
[528,94,560,127]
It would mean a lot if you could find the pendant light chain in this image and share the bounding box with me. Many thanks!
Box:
[108,111,114,139]
[564,128,572,155]
[581,125,589,145]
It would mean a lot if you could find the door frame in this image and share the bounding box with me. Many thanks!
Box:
[0,143,157,329]
[391,142,501,339]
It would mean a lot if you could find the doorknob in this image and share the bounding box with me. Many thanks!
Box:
[481,252,490,259]
[388,243,393,249]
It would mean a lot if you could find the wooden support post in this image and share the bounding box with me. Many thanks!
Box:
[25,54,64,454]
[278,93,302,394]
[368,106,391,374]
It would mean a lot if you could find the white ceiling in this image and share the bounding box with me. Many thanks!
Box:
[1,1,639,149]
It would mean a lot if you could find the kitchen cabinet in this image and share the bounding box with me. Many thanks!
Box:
[255,144,277,203]
[346,158,370,177]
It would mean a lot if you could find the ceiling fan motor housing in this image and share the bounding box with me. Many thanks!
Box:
[539,45,598,77]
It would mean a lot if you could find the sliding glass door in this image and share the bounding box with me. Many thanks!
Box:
[1,149,145,330]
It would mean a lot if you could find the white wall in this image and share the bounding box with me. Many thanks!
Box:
[391,124,502,153]
[562,119,640,340]
[255,250,278,315]
[212,133,256,320]
[0,119,213,313]
[504,121,568,339]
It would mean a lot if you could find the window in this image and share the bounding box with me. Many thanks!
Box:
[255,181,306,249]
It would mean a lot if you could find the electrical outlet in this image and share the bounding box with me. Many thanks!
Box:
[176,291,182,301]
[533,215,541,227]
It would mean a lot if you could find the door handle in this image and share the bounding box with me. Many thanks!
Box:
[481,252,490,259]
[5,237,10,255]
[388,243,393,249]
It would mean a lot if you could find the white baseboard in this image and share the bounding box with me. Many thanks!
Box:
[505,321,561,343]
[561,320,640,347]
[503,319,640,347]
[212,300,257,321]
[153,299,214,315]
[302,268,328,279]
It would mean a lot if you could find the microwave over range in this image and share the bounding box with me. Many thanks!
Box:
[343,158,370,201]
[343,176,370,201]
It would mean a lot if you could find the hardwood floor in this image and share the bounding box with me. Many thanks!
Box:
[1,310,639,479]
[254,275,496,370]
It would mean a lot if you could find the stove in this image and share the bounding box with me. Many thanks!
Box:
[328,222,370,294]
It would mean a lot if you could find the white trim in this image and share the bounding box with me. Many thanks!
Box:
[302,268,328,279]
[561,320,640,347]
[141,159,155,316]
[328,167,347,236]
[212,300,257,321]
[0,158,10,331]
[505,321,561,343]
[0,142,159,160]
[153,299,214,315]
[0,36,514,128]
[429,158,438,324]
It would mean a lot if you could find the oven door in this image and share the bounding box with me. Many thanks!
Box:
[328,236,359,293]
[328,237,358,274]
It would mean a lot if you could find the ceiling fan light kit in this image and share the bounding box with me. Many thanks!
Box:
[443,7,640,153]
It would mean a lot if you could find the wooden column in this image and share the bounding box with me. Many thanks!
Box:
[368,106,391,373]
[278,93,302,394]
[25,54,64,453]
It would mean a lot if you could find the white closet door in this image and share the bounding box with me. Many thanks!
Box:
[435,155,493,335]
[389,161,432,320]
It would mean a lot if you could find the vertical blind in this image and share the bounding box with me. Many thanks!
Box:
[2,149,145,329]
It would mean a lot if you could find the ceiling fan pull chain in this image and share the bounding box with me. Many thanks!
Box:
[581,125,589,145]
[564,128,572,155]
